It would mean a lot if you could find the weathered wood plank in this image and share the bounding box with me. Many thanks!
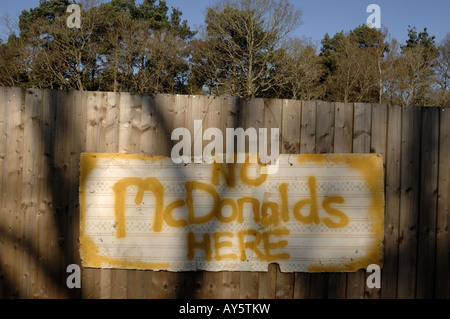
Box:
[32,89,52,298]
[276,99,301,299]
[3,88,25,298]
[309,101,335,299]
[315,101,335,154]
[435,108,449,299]
[66,90,85,299]
[281,99,301,155]
[366,103,387,299]
[380,104,400,299]
[261,99,282,299]
[333,102,354,154]
[347,103,372,299]
[352,103,372,154]
[220,97,241,300]
[259,264,277,299]
[82,91,105,299]
[21,89,42,298]
[239,98,264,299]
[329,102,354,299]
[300,101,316,154]
[99,92,120,299]
[146,94,176,299]
[416,107,440,298]
[397,106,421,298]
[0,86,11,298]
[222,271,240,299]
[42,90,62,298]
[294,100,316,299]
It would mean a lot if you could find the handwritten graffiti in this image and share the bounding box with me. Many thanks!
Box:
[80,153,385,273]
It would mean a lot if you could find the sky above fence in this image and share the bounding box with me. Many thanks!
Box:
[1,0,449,45]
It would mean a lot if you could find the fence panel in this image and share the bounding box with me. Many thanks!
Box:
[0,87,448,299]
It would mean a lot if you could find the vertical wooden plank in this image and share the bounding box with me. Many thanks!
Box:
[260,99,282,299]
[82,91,104,299]
[309,101,335,299]
[66,90,85,299]
[370,104,388,159]
[416,107,440,299]
[397,106,421,298]
[51,90,74,298]
[126,93,143,299]
[140,94,158,157]
[239,98,264,299]
[222,272,240,298]
[366,103,388,299]
[221,96,241,299]
[300,101,316,154]
[42,90,62,299]
[148,94,176,299]
[51,90,80,299]
[3,87,24,298]
[203,95,229,299]
[239,271,260,299]
[294,100,316,299]
[136,93,157,299]
[315,101,335,154]
[259,264,277,299]
[155,94,177,157]
[352,103,372,154]
[293,272,310,299]
[33,89,51,298]
[65,91,85,298]
[98,92,120,299]
[262,98,282,162]
[281,99,301,155]
[381,104,401,299]
[347,102,372,299]
[276,99,301,299]
[112,92,134,299]
[0,87,11,298]
[20,89,42,298]
[333,102,354,154]
[328,102,354,299]
[435,107,449,299]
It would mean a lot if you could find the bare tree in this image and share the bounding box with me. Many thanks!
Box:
[199,0,303,98]
[435,33,450,106]
[279,38,324,100]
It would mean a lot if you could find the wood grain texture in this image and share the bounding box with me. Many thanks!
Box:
[0,88,447,299]
[435,108,449,299]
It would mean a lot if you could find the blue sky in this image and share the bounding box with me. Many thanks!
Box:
[1,0,449,45]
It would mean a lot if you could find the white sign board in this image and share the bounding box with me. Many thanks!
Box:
[80,153,384,273]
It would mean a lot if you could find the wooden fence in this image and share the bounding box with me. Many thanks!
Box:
[0,87,448,299]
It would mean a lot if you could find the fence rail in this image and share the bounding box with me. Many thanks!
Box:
[0,87,448,299]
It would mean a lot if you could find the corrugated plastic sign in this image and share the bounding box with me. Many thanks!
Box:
[80,153,384,273]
